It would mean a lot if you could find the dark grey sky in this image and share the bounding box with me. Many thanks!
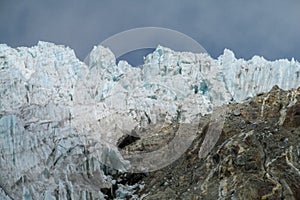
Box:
[0,0,299,63]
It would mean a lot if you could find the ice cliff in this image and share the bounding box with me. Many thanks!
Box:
[0,41,299,199]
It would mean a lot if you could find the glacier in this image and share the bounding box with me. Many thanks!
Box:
[0,41,300,199]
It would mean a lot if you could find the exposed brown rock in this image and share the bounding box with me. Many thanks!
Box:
[284,103,300,128]
[120,86,300,199]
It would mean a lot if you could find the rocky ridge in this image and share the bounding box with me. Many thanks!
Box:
[127,86,300,199]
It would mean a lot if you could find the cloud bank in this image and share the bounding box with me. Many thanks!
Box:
[0,0,299,62]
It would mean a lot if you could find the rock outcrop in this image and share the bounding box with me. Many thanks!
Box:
[131,86,300,199]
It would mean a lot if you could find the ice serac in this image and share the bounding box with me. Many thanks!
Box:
[82,45,300,150]
[220,49,300,101]
[0,41,300,199]
[0,42,128,200]
[81,45,231,147]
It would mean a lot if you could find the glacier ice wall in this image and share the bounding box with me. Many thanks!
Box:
[0,42,129,200]
[82,45,300,144]
[219,49,300,101]
[0,41,300,199]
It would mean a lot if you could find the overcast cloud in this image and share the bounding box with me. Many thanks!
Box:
[0,0,299,63]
